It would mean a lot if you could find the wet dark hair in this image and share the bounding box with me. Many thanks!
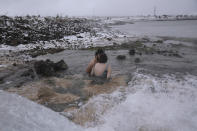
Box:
[95,49,104,56]
[97,53,108,63]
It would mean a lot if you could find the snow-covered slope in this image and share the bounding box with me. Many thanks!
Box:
[0,90,83,131]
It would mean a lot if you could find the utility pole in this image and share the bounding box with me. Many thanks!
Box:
[154,6,157,17]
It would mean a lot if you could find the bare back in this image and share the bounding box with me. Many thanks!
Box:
[91,63,111,79]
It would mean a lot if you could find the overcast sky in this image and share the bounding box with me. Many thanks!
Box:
[0,0,197,16]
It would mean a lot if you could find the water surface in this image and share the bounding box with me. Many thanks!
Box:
[112,20,197,38]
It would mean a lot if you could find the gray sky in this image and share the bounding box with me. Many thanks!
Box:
[0,0,197,16]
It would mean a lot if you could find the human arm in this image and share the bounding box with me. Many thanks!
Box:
[90,65,94,76]
[86,58,97,74]
[107,64,111,79]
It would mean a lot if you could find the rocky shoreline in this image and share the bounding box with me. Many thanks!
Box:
[1,15,197,126]
[0,15,97,46]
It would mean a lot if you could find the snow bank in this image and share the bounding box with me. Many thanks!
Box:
[85,72,197,131]
[0,91,83,131]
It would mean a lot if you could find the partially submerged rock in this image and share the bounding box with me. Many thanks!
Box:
[34,59,68,77]
[129,49,136,55]
[53,60,68,71]
[155,40,163,43]
[34,60,55,77]
[116,55,126,60]
[134,58,141,63]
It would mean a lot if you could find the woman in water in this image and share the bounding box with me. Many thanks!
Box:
[86,49,105,75]
[91,53,111,79]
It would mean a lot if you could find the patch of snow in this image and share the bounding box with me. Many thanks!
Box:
[0,64,7,68]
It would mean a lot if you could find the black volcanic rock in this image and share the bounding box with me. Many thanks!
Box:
[34,59,68,77]
[0,15,96,46]
[34,59,55,77]
[129,49,135,55]
[116,55,126,60]
[53,60,68,71]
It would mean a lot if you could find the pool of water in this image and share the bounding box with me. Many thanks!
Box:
[112,20,197,38]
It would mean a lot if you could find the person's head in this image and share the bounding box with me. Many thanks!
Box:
[95,48,104,61]
[97,53,108,63]
[95,49,104,57]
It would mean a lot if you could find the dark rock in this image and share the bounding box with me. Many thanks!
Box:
[53,60,68,71]
[77,35,83,38]
[34,59,55,77]
[172,53,182,58]
[116,55,126,60]
[20,69,35,79]
[155,40,163,43]
[134,58,140,63]
[0,79,3,84]
[34,59,68,77]
[13,63,17,66]
[113,42,118,46]
[129,49,135,55]
[106,38,112,41]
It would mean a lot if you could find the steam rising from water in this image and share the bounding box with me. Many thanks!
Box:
[0,71,196,131]
[84,72,197,131]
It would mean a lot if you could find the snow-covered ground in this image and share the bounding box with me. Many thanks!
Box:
[84,72,197,131]
[0,90,83,131]
[0,30,126,52]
